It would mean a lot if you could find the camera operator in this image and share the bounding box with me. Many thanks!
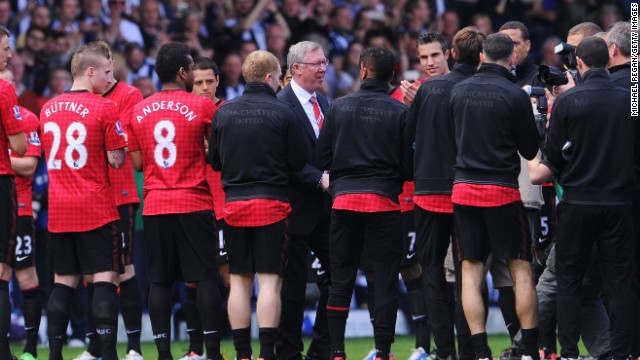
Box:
[529,36,636,360]
[552,22,602,96]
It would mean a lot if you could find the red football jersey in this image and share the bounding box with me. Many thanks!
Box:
[40,90,126,232]
[128,90,216,215]
[11,107,41,217]
[104,81,143,206]
[0,79,25,176]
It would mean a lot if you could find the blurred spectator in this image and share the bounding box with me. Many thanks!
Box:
[52,0,80,34]
[439,10,459,44]
[46,31,75,70]
[37,67,71,108]
[539,35,562,68]
[78,0,107,43]
[124,42,161,89]
[470,12,493,35]
[216,51,244,101]
[239,39,258,60]
[280,0,329,45]
[328,5,353,57]
[324,40,362,100]
[597,3,623,30]
[20,25,50,96]
[9,53,40,115]
[133,76,157,98]
[138,0,169,54]
[400,0,433,35]
[267,23,289,63]
[0,0,13,32]
[223,0,285,52]
[104,0,145,52]
[18,3,50,39]
[176,9,215,58]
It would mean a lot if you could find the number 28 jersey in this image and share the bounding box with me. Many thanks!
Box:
[127,90,216,216]
[40,90,126,233]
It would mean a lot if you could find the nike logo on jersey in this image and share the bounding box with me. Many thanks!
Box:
[16,256,29,262]
[405,253,416,260]
[317,270,326,276]
[219,251,227,256]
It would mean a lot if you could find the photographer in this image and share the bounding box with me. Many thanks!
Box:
[530,36,636,360]
[551,22,602,96]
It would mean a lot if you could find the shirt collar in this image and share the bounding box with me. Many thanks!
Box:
[290,78,316,104]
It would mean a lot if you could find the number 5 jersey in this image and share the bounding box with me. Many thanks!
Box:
[40,90,126,232]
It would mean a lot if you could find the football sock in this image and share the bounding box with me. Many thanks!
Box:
[185,284,204,355]
[0,280,13,359]
[197,280,222,359]
[86,282,101,357]
[21,286,42,357]
[258,327,278,360]
[47,283,75,360]
[405,277,430,350]
[120,277,143,354]
[149,282,173,360]
[93,282,119,360]
[232,327,252,360]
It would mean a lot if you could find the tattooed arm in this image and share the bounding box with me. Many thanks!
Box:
[106,148,126,169]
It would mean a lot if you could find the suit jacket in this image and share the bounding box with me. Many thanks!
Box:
[277,84,331,236]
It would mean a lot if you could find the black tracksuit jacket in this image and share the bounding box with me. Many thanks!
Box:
[409,62,477,195]
[543,68,636,205]
[315,78,413,203]
[451,63,540,187]
[609,61,632,89]
[209,82,307,202]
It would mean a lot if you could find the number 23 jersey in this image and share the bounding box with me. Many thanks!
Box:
[40,90,126,233]
[127,89,216,216]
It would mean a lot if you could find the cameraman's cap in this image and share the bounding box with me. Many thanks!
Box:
[576,36,609,69]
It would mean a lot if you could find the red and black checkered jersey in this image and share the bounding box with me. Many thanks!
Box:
[206,167,226,220]
[333,193,400,212]
[414,194,453,213]
[0,79,25,176]
[40,90,125,232]
[223,198,291,227]
[128,90,216,215]
[104,81,143,206]
[399,181,415,212]
[452,183,521,207]
[11,107,40,217]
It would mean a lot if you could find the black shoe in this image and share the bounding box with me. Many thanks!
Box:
[500,348,524,360]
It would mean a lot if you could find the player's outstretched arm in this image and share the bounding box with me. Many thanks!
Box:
[8,132,27,156]
[107,148,126,169]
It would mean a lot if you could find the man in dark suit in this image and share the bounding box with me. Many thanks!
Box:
[276,40,332,360]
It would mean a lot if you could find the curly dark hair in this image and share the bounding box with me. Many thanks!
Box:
[155,42,192,84]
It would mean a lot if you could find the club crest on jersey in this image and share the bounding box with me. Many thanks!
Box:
[13,106,22,120]
[115,121,124,135]
[28,131,41,146]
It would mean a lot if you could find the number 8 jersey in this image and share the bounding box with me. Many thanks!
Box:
[40,90,126,233]
[127,89,216,215]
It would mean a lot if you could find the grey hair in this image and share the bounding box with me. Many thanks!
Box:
[287,41,323,73]
[607,21,631,57]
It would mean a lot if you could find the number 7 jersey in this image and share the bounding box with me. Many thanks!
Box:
[127,89,216,215]
[40,90,126,233]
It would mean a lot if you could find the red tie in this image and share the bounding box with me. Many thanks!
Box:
[310,95,324,129]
